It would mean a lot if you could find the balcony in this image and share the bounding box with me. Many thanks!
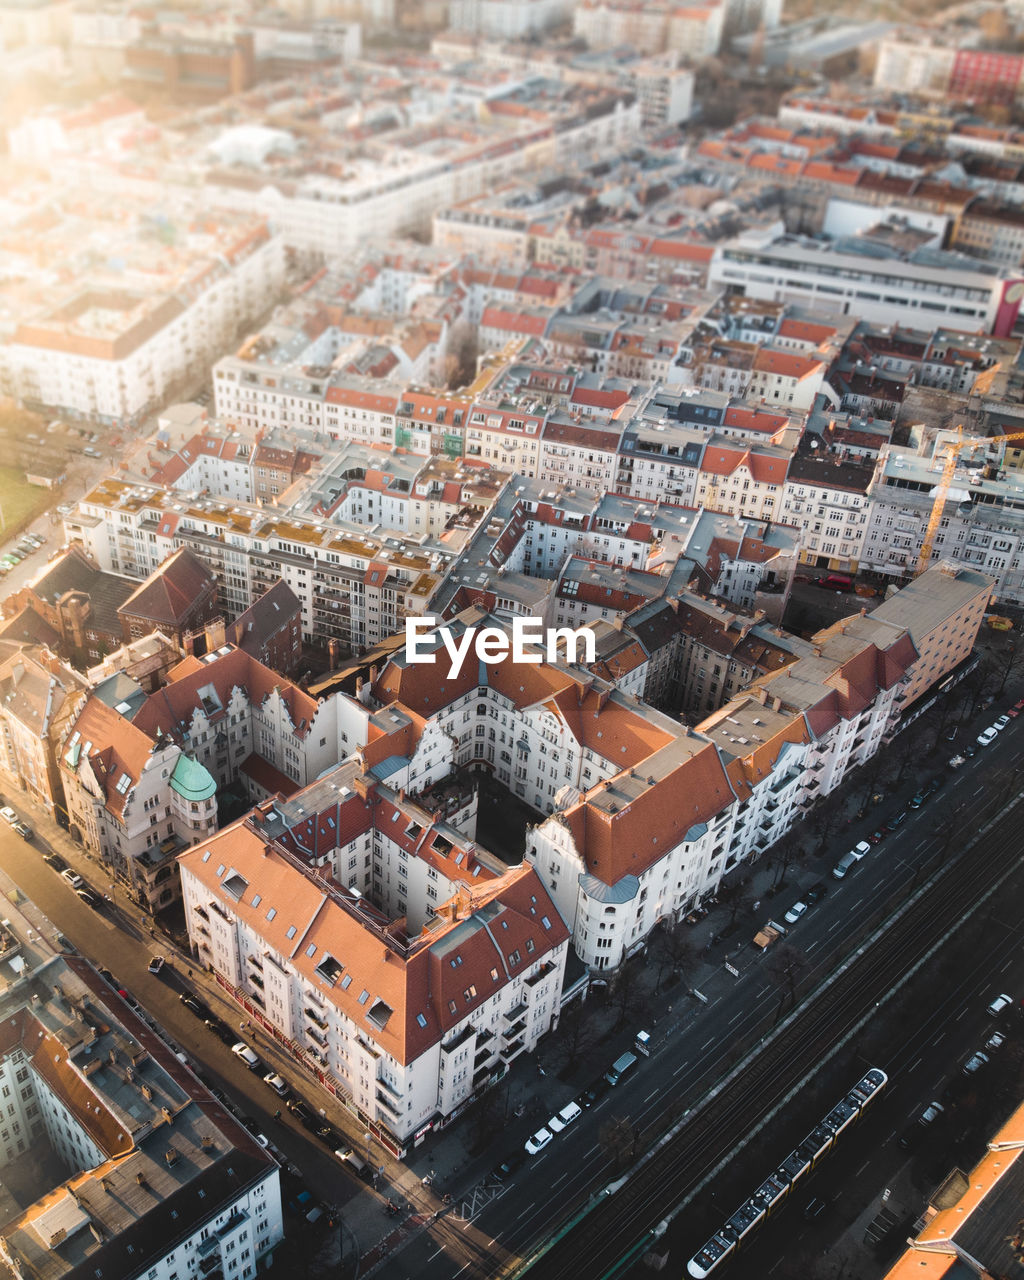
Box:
[376,1090,402,1119]
[376,1075,402,1101]
[304,1008,328,1031]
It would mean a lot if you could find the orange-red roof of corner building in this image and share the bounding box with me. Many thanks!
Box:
[178,823,568,1065]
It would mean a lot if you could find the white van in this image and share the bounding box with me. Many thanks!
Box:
[548,1100,582,1133]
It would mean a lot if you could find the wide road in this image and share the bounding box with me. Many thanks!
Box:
[370,718,1024,1280]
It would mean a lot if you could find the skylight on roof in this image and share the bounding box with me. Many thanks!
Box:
[305,944,317,958]
[286,926,297,939]
[252,894,261,907]
[115,773,131,794]
[223,873,248,901]
[266,907,277,921]
[316,954,344,985]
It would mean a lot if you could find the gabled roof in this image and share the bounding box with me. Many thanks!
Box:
[118,548,217,627]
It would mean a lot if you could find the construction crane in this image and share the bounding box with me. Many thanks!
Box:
[916,428,1024,575]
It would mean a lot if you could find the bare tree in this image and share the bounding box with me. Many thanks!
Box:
[718,878,754,925]
[654,919,698,993]
[558,997,597,1073]
[771,840,808,891]
[991,636,1024,699]
[609,960,644,1032]
[598,1115,634,1171]
[766,943,809,1027]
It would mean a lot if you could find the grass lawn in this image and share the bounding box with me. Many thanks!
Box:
[0,467,51,536]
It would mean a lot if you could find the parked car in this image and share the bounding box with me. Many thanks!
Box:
[44,852,68,873]
[886,811,908,832]
[60,869,84,890]
[287,1100,315,1129]
[263,1072,290,1098]
[0,806,18,824]
[12,822,32,841]
[925,776,945,795]
[179,993,210,1019]
[490,1153,525,1183]
[147,955,165,976]
[985,1031,1006,1052]
[987,993,1014,1017]
[231,1042,261,1071]
[977,726,999,747]
[993,714,1011,731]
[75,889,100,909]
[908,792,926,809]
[962,1051,990,1075]
[525,1127,553,1156]
[578,1078,610,1108]
[948,754,967,769]
[866,829,886,844]
[806,882,827,905]
[783,901,808,925]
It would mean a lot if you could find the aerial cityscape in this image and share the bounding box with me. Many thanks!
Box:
[1,0,1024,1278]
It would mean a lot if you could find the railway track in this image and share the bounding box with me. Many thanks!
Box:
[519,790,1023,1280]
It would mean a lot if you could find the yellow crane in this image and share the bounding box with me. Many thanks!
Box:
[916,428,1024,575]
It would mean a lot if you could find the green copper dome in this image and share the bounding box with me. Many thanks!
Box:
[169,753,217,802]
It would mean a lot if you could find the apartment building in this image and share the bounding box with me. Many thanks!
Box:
[1,217,285,424]
[573,0,724,57]
[875,37,1024,105]
[204,83,640,254]
[870,561,993,712]
[361,605,915,971]
[60,638,374,907]
[694,436,791,522]
[61,681,219,910]
[63,478,449,654]
[448,0,572,37]
[783,451,875,572]
[179,784,569,1153]
[861,438,1024,605]
[0,644,87,816]
[0,897,282,1280]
